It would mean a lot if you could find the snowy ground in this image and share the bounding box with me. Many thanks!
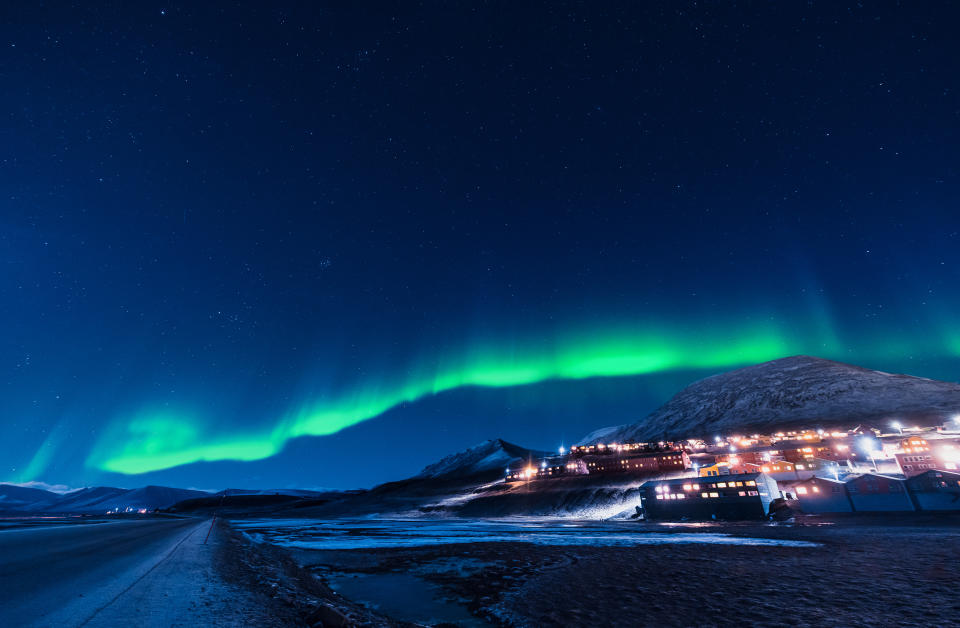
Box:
[0,517,297,627]
[234,517,819,550]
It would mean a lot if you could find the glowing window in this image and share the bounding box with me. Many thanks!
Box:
[746,481,756,486]
[812,486,820,493]
[683,484,693,491]
[717,482,727,488]
[709,492,719,498]
[701,492,709,498]
[796,486,808,495]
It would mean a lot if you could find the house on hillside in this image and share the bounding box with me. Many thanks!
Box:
[905,470,960,511]
[844,474,915,512]
[791,476,853,513]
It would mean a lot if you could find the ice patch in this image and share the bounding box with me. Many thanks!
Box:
[233,518,819,550]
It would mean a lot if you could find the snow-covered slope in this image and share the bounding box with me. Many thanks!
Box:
[19,485,211,513]
[0,484,60,511]
[416,439,551,479]
[587,355,960,443]
[40,486,131,512]
[215,488,332,498]
[100,486,210,512]
[575,424,627,446]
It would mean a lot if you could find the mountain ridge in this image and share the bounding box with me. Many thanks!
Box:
[585,355,960,444]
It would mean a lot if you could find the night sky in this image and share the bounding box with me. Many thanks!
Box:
[3,3,960,490]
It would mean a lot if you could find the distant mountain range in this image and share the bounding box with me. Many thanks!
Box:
[0,484,210,514]
[0,483,352,515]
[583,355,960,444]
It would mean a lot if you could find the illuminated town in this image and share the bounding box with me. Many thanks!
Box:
[506,418,960,519]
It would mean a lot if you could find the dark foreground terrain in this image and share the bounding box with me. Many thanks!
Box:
[0,516,317,627]
[239,515,960,628]
[4,513,959,627]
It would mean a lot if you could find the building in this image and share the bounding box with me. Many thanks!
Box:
[791,477,853,513]
[905,470,960,511]
[536,457,588,478]
[895,452,941,478]
[506,448,689,483]
[844,474,915,512]
[895,440,960,477]
[698,462,731,477]
[578,449,689,475]
[639,473,779,521]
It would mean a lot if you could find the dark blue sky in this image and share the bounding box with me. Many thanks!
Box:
[3,2,959,489]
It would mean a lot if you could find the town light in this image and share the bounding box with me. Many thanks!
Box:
[558,445,566,455]
[892,420,903,434]
[942,446,960,463]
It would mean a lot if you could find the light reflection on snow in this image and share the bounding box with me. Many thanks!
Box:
[232,518,819,550]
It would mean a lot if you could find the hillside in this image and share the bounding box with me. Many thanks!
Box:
[587,355,960,444]
[0,484,60,512]
[0,485,211,514]
[416,438,551,480]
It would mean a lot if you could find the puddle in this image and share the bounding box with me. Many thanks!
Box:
[324,570,487,627]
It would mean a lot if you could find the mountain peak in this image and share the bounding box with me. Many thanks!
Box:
[416,438,550,479]
[586,355,960,443]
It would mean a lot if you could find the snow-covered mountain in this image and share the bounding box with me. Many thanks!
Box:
[0,485,212,514]
[44,486,133,512]
[416,439,551,479]
[586,355,960,443]
[98,486,210,512]
[0,484,60,511]
[215,488,333,498]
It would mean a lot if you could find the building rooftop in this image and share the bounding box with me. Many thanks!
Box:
[640,472,765,487]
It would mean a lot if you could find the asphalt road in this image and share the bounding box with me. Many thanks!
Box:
[0,517,205,627]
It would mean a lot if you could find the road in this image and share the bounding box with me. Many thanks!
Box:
[0,517,285,627]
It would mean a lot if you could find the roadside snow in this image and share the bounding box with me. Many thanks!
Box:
[35,520,284,627]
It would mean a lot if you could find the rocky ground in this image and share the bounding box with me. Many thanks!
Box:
[215,519,407,627]
[232,514,960,627]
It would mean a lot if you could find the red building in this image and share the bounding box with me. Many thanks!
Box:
[580,450,689,475]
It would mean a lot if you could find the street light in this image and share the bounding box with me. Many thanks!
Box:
[858,436,881,472]
[868,449,880,472]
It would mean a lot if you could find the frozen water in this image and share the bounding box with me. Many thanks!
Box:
[233,518,819,550]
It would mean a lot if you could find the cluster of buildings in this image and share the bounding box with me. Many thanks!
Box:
[505,441,689,482]
[505,420,960,520]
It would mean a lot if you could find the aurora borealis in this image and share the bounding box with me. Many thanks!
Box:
[88,322,802,474]
[4,3,960,489]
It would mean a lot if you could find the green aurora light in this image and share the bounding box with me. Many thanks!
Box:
[87,323,815,475]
